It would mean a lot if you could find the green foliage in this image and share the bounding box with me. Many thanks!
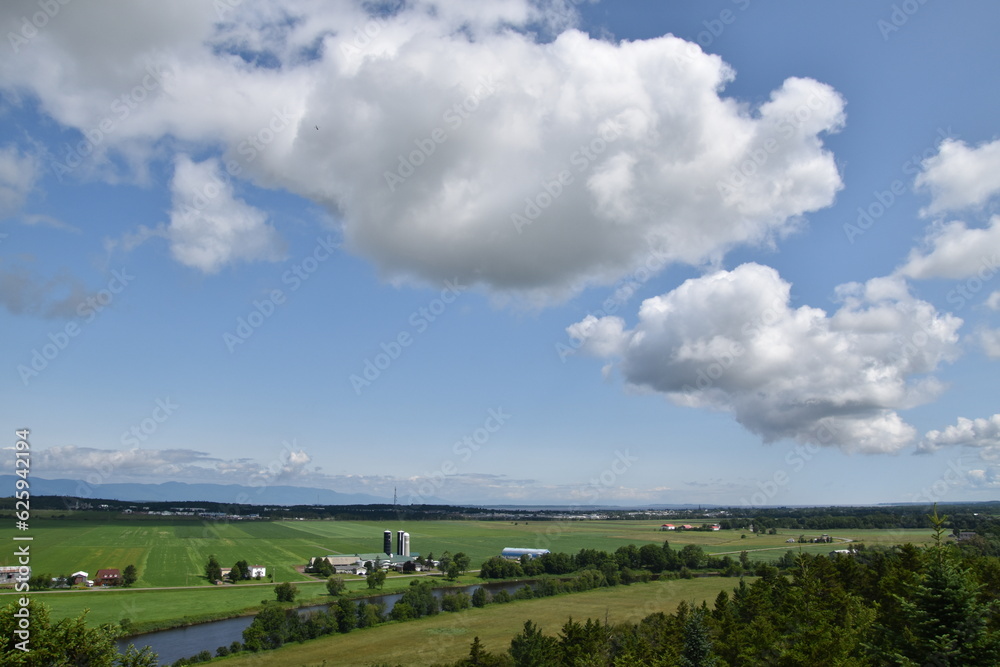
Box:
[122,564,138,587]
[367,567,387,590]
[0,598,158,666]
[472,586,490,607]
[479,556,523,579]
[396,580,439,618]
[453,551,472,574]
[326,574,346,596]
[336,597,357,633]
[356,600,385,628]
[204,554,222,582]
[441,591,472,611]
[509,620,559,667]
[679,606,716,667]
[273,581,298,602]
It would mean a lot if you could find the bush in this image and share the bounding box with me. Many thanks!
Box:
[472,586,490,607]
[493,589,513,604]
[274,581,298,602]
[441,591,471,611]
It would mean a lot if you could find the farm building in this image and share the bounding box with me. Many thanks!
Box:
[248,565,266,578]
[96,569,120,586]
[0,566,28,584]
[661,524,675,531]
[501,547,550,560]
[70,571,90,586]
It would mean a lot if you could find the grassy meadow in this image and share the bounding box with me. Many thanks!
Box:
[0,515,937,630]
[214,577,758,667]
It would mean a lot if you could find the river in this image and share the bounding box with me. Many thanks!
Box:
[116,580,534,665]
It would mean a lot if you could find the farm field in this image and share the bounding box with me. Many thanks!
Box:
[0,517,938,586]
[216,576,756,666]
[0,517,937,629]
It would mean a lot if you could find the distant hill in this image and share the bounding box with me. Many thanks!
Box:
[0,475,391,506]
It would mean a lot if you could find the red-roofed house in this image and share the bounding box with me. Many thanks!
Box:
[96,569,120,586]
[661,524,675,530]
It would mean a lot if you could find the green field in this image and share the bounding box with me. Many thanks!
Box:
[0,517,936,631]
[215,577,753,666]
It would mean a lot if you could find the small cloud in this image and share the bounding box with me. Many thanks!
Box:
[119,155,288,274]
[17,214,81,233]
[978,328,1000,359]
[919,414,1000,453]
[916,138,1000,216]
[0,261,92,319]
[0,146,39,219]
[896,216,1000,281]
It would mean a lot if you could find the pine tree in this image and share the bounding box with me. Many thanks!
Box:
[509,620,559,666]
[679,606,716,667]
[885,506,1000,666]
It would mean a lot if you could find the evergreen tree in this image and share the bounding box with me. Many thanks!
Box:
[679,607,716,667]
[509,620,559,667]
[122,564,138,588]
[887,508,1000,665]
[205,554,222,582]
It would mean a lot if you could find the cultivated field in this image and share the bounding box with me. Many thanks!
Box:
[0,516,936,630]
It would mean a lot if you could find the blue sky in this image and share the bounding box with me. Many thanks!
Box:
[2,0,1000,507]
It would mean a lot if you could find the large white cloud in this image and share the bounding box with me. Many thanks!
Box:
[1,0,844,295]
[916,138,1000,215]
[567,263,962,453]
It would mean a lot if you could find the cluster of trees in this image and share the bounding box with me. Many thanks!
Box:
[479,542,775,582]
[239,592,388,653]
[0,600,156,666]
[204,555,262,583]
[435,511,1000,666]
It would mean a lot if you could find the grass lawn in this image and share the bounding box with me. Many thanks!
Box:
[216,576,747,667]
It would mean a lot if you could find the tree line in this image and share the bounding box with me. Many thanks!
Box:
[429,510,1000,666]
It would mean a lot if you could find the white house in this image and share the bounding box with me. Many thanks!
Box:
[248,565,266,578]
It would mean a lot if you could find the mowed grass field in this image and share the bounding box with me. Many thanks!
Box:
[216,577,755,667]
[0,516,936,628]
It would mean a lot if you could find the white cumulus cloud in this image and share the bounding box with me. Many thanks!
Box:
[568,263,962,453]
[916,138,1000,215]
[164,155,286,273]
[0,0,845,297]
[896,216,1000,281]
[920,414,1000,453]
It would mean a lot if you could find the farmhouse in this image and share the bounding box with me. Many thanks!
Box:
[661,524,675,531]
[96,569,120,586]
[248,565,266,578]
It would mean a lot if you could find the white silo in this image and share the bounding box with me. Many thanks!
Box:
[402,532,410,556]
